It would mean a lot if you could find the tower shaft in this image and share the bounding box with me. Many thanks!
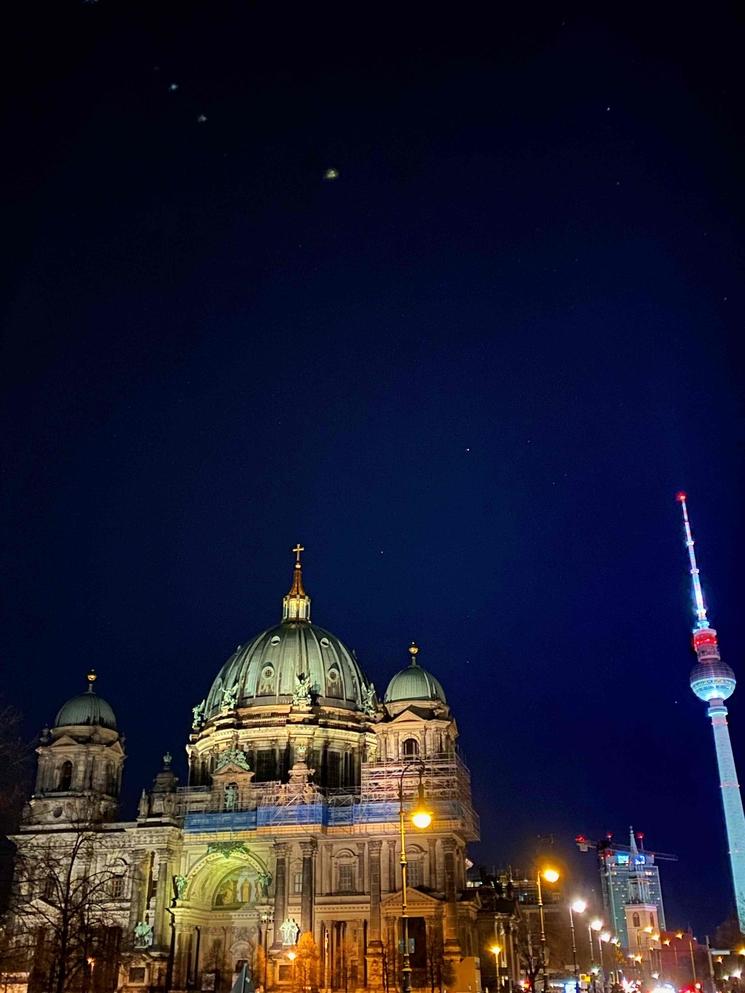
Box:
[708,700,745,930]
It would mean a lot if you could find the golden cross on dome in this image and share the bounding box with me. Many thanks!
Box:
[292,543,305,564]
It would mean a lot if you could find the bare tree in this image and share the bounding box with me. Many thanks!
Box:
[0,701,31,834]
[515,915,544,993]
[424,922,455,993]
[7,804,128,993]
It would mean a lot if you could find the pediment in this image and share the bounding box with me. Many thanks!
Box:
[46,734,80,748]
[381,888,443,909]
[385,707,441,726]
[211,764,255,780]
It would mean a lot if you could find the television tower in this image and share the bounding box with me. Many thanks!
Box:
[677,491,745,930]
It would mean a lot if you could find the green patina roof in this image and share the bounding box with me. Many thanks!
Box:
[384,656,447,704]
[55,671,117,730]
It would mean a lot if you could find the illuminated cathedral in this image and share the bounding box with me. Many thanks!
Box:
[10,550,481,993]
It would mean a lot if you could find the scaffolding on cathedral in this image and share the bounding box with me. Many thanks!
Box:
[172,750,478,839]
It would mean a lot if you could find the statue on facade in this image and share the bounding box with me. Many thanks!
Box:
[256,870,272,898]
[137,790,150,818]
[292,673,312,707]
[191,699,206,728]
[174,874,187,900]
[221,683,239,710]
[279,917,300,946]
[361,682,377,716]
[134,921,154,948]
[224,783,239,811]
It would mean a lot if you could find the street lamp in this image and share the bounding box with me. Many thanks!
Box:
[491,944,502,993]
[569,900,587,993]
[536,867,560,993]
[399,758,433,993]
[589,919,603,993]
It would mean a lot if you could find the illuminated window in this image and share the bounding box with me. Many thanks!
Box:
[293,872,303,894]
[403,738,420,757]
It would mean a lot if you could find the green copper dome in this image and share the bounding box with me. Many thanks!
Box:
[54,671,118,730]
[384,643,447,704]
[201,555,376,718]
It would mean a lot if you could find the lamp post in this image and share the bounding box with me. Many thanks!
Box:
[599,931,610,993]
[590,919,603,993]
[490,944,502,993]
[536,867,561,993]
[569,900,587,993]
[399,758,433,993]
[261,911,274,992]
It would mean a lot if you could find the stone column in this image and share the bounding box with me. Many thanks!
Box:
[366,840,384,990]
[152,849,172,949]
[441,838,462,964]
[272,842,288,947]
[300,840,317,934]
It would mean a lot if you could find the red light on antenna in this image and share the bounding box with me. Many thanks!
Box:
[576,835,587,844]
[676,491,687,502]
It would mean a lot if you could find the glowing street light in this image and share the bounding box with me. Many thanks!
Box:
[536,867,560,993]
[491,944,502,991]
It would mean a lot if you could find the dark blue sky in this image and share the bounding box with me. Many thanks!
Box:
[2,3,744,934]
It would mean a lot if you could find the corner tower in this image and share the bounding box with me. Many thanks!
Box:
[26,670,125,826]
[677,492,745,929]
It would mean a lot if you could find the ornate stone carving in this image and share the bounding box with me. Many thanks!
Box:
[191,700,206,729]
[292,673,312,707]
[279,917,300,945]
[174,874,187,899]
[256,870,272,897]
[215,748,251,772]
[362,683,377,716]
[207,841,249,859]
[134,921,154,948]
[221,683,239,710]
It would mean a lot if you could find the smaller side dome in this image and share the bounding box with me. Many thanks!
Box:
[54,670,118,730]
[384,643,447,704]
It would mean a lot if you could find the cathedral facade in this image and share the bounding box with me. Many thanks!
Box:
[10,553,481,993]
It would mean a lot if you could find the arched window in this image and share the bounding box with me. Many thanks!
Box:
[58,761,73,791]
[403,738,420,757]
[632,913,640,928]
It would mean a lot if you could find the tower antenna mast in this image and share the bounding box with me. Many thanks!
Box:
[677,492,708,628]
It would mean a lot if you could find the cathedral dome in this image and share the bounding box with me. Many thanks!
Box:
[54,671,118,730]
[202,551,375,718]
[384,643,447,704]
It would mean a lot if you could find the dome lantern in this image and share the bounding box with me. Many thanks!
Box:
[282,543,311,622]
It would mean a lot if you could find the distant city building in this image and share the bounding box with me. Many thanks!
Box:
[577,829,670,949]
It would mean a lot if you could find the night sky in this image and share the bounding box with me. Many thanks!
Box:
[2,3,744,935]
